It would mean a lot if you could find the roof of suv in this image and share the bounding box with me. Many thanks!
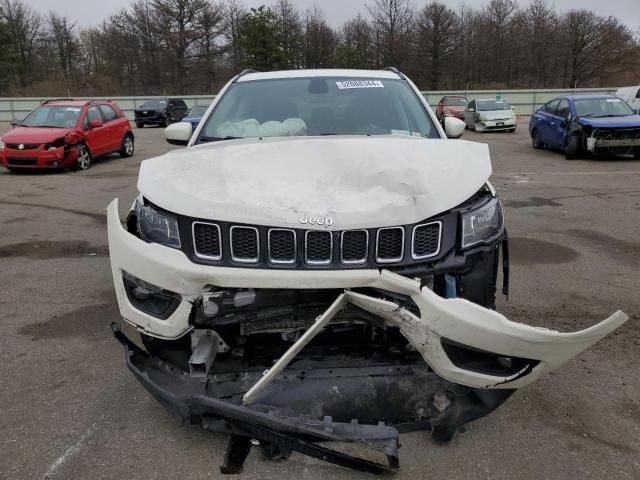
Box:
[43,100,112,107]
[238,69,402,82]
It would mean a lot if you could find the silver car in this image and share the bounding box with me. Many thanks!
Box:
[464,98,517,132]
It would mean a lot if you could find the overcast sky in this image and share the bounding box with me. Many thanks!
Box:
[24,0,640,32]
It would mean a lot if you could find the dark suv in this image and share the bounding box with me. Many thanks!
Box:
[134,98,188,128]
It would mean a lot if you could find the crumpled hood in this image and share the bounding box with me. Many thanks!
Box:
[138,136,492,230]
[479,110,515,121]
[1,126,71,144]
[578,115,640,129]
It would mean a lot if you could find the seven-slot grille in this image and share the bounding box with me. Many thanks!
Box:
[341,230,368,264]
[268,229,296,264]
[376,227,404,263]
[230,226,259,263]
[305,231,332,265]
[191,221,442,267]
[412,222,441,259]
[193,222,221,260]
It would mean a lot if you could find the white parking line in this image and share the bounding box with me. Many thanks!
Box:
[43,424,98,479]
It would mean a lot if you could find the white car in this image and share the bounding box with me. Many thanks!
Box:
[464,98,517,132]
[615,85,640,111]
[107,69,626,473]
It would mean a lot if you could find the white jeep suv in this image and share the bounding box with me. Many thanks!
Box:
[107,69,626,474]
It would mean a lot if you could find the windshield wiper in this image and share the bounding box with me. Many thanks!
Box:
[199,136,244,143]
[38,125,65,128]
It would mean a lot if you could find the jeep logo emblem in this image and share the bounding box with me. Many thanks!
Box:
[299,213,334,228]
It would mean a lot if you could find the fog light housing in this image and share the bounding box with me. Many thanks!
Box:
[122,272,180,319]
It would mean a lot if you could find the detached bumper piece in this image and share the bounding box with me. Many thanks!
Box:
[113,326,513,474]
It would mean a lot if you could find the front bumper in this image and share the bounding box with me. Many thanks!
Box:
[0,145,77,169]
[108,199,628,391]
[475,119,516,132]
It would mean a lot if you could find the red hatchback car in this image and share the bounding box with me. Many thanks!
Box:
[0,99,134,172]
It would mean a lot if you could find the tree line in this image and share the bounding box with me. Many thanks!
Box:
[0,0,638,96]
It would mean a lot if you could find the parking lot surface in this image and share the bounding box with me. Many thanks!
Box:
[1,121,638,479]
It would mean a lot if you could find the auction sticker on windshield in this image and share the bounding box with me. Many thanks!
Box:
[336,80,384,89]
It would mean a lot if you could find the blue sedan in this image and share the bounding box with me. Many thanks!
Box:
[529,95,640,159]
[181,105,208,130]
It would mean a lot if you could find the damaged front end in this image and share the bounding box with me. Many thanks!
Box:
[107,194,628,474]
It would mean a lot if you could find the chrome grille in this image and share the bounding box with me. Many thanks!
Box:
[412,222,441,259]
[305,231,332,265]
[376,227,404,263]
[341,230,368,264]
[268,229,296,264]
[193,222,221,260]
[230,226,259,263]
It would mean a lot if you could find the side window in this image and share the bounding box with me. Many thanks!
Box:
[178,100,186,109]
[98,105,117,122]
[556,99,570,119]
[468,101,475,110]
[544,100,559,114]
[83,106,102,128]
[636,88,640,99]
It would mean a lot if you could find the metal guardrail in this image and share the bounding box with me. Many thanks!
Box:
[0,88,617,122]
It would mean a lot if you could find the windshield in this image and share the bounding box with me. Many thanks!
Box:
[22,105,81,128]
[445,98,466,106]
[188,106,208,117]
[197,77,438,142]
[141,100,167,109]
[477,100,511,111]
[575,98,634,117]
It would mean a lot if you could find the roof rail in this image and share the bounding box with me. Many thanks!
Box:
[382,67,406,80]
[42,98,75,104]
[233,69,257,82]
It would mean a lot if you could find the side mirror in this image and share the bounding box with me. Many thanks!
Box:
[634,108,639,115]
[444,117,465,139]
[10,119,23,127]
[90,118,103,128]
[165,122,192,146]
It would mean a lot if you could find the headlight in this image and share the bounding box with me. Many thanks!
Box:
[461,197,504,249]
[135,200,181,249]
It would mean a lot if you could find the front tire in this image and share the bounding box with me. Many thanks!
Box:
[565,135,580,160]
[136,122,143,129]
[532,129,542,149]
[72,145,92,171]
[120,134,135,158]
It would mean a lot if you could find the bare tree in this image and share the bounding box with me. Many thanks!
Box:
[366,0,414,69]
[335,14,374,69]
[302,7,336,69]
[223,0,246,72]
[0,0,42,87]
[416,1,458,89]
[274,0,303,68]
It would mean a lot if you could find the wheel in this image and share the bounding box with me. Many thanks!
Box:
[531,129,542,149]
[565,135,579,160]
[120,134,135,158]
[509,128,516,133]
[634,152,640,159]
[72,145,92,171]
[136,122,143,128]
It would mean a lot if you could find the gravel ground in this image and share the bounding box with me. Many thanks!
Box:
[0,120,638,479]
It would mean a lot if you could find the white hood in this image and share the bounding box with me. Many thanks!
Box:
[138,136,491,230]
